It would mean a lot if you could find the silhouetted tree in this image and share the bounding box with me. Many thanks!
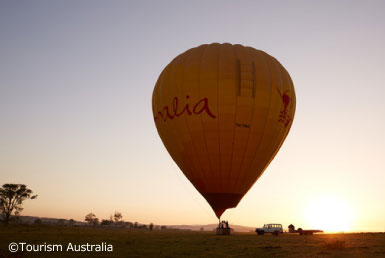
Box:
[0,184,37,224]
[85,213,96,224]
[114,211,122,224]
[149,223,154,231]
[92,217,99,226]
[101,219,113,226]
[69,219,75,226]
[34,218,42,225]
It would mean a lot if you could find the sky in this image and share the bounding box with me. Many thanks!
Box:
[1,0,384,232]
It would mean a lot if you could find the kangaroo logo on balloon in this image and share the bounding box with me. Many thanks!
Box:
[154,95,216,122]
[277,88,292,127]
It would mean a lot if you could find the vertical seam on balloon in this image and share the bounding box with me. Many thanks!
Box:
[157,66,186,176]
[277,69,296,143]
[180,48,205,187]
[262,59,287,176]
[166,58,216,221]
[169,56,190,179]
[227,45,239,195]
[155,70,170,156]
[254,56,286,182]
[162,63,187,176]
[257,62,294,182]
[217,44,222,193]
[198,44,214,193]
[278,64,294,136]
[241,51,274,192]
[165,56,216,219]
[252,62,256,97]
[277,64,294,144]
[269,58,286,157]
[235,47,256,194]
[254,54,277,177]
[237,60,241,96]
[287,71,296,128]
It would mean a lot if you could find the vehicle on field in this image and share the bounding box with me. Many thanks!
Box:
[288,224,323,235]
[255,224,283,235]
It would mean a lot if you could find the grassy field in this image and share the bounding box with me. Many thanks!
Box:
[0,224,384,257]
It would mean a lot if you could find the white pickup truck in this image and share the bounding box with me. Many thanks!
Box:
[255,224,283,235]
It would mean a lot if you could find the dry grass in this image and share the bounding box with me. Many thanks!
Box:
[324,240,346,249]
[0,224,384,257]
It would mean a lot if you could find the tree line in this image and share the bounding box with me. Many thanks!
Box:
[0,183,165,230]
[84,211,162,230]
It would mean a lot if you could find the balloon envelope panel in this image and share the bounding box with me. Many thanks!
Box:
[152,43,296,218]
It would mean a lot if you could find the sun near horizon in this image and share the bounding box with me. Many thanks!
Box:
[303,195,354,233]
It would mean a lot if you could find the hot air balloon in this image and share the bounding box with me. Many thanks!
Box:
[152,43,295,219]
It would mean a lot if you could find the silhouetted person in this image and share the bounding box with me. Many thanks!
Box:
[288,224,295,233]
[225,221,229,229]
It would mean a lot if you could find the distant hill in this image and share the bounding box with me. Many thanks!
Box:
[18,216,85,225]
[17,216,255,232]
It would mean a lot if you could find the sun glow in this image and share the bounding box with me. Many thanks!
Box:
[304,195,354,233]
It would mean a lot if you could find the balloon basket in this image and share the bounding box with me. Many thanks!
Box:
[216,227,231,235]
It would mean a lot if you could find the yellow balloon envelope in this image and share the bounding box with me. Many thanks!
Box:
[152,43,296,218]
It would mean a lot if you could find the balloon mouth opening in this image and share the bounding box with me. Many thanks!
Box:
[215,208,226,219]
[202,192,243,219]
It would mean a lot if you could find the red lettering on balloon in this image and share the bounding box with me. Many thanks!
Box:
[193,97,216,118]
[154,95,216,122]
